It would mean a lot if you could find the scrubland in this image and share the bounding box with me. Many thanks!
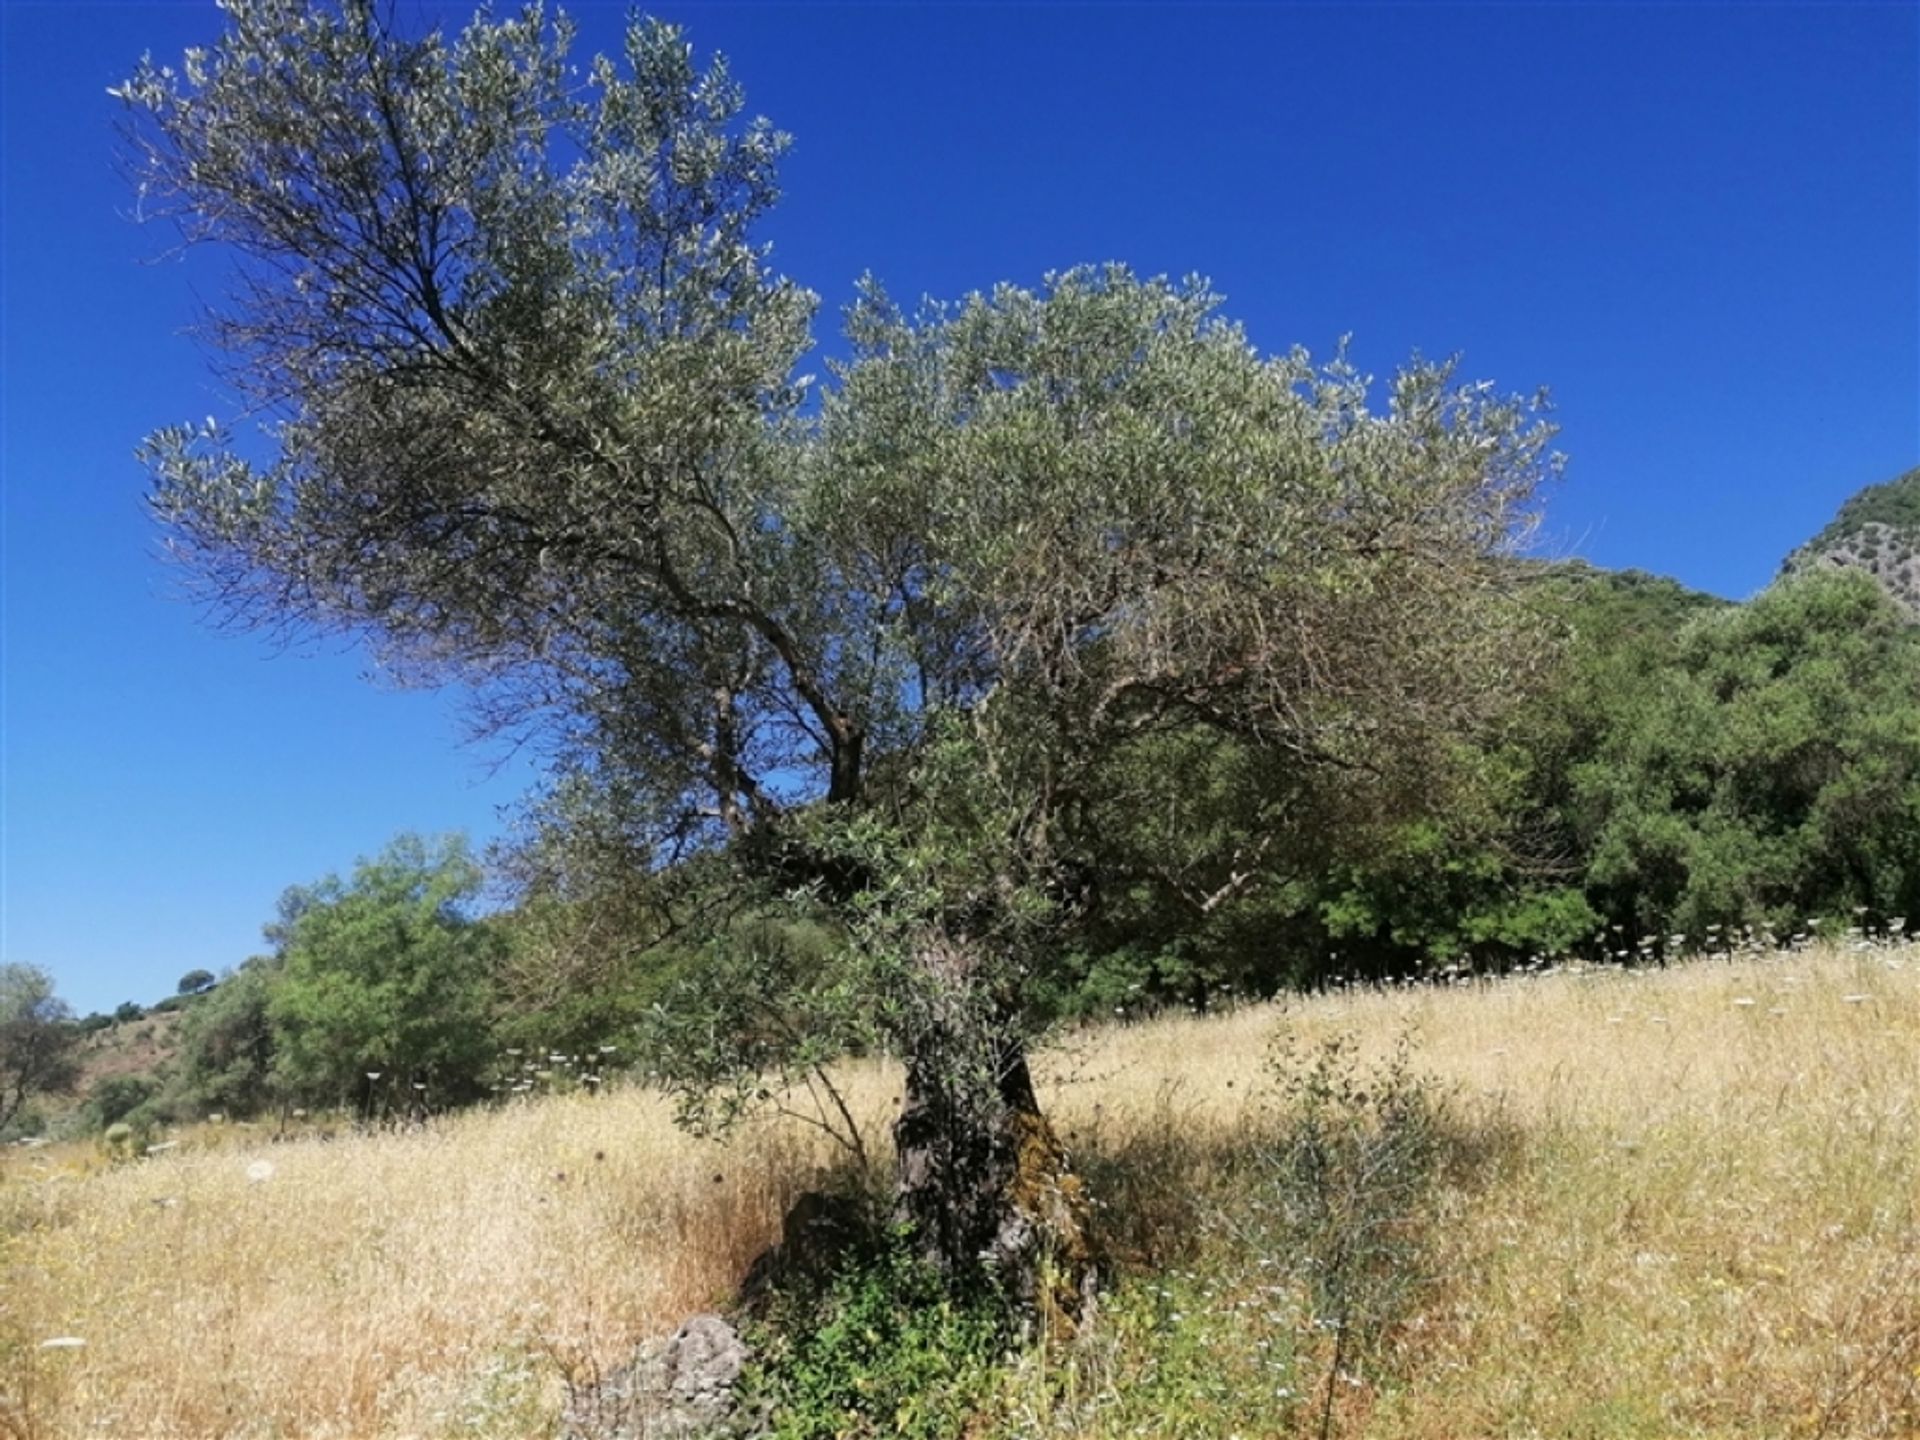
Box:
[7,944,1919,1439]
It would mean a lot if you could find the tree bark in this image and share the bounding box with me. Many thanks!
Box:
[890,939,1096,1336]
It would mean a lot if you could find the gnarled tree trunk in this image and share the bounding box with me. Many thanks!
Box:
[890,938,1096,1336]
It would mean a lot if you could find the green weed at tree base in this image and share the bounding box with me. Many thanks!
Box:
[743,1232,1007,1440]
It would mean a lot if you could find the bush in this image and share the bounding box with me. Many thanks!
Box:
[86,1075,157,1129]
[744,1230,1006,1440]
[1251,1031,1497,1440]
[99,1118,158,1162]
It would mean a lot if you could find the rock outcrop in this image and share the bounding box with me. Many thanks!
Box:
[1781,466,1920,616]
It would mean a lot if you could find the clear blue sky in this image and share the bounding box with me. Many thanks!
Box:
[3,1,1916,1017]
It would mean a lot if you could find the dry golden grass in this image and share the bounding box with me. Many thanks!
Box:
[6,943,1919,1438]
[0,1091,854,1439]
[1036,945,1920,1438]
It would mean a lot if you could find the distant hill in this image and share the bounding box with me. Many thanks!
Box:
[1539,559,1730,627]
[1780,465,1920,614]
[77,1007,185,1092]
[30,1005,192,1133]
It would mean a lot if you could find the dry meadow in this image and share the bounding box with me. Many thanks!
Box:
[6,943,1918,1438]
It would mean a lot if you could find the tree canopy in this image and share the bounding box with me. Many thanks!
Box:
[267,834,501,1108]
[0,964,81,1134]
[119,1,1555,859]
[1576,568,1920,938]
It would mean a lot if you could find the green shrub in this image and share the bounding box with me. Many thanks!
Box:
[744,1233,1005,1440]
[1253,1031,1485,1440]
[86,1075,157,1129]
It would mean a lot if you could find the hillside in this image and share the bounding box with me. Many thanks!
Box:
[73,1009,185,1091]
[9,941,1919,1439]
[1780,465,1920,613]
[1537,558,1730,630]
[21,1006,193,1138]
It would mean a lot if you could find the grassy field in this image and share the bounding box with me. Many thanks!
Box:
[6,944,1919,1438]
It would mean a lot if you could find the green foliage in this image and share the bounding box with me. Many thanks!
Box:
[1060,726,1330,1007]
[112,1001,145,1024]
[1576,569,1920,938]
[0,964,81,1135]
[990,1269,1310,1438]
[85,1075,158,1130]
[745,1234,1006,1440]
[1030,564,1733,1000]
[1539,562,1731,636]
[642,910,877,1162]
[176,969,216,996]
[268,834,502,1109]
[1260,1036,1450,1354]
[976,1033,1519,1439]
[1314,822,1598,974]
[486,850,731,1063]
[1184,558,1920,984]
[1033,943,1207,1022]
[487,913,669,1066]
[115,5,1920,1132]
[1278,565,1718,977]
[167,957,279,1119]
[101,1121,138,1162]
[119,1,1558,1199]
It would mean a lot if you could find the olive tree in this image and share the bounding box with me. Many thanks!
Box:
[118,0,1557,1312]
